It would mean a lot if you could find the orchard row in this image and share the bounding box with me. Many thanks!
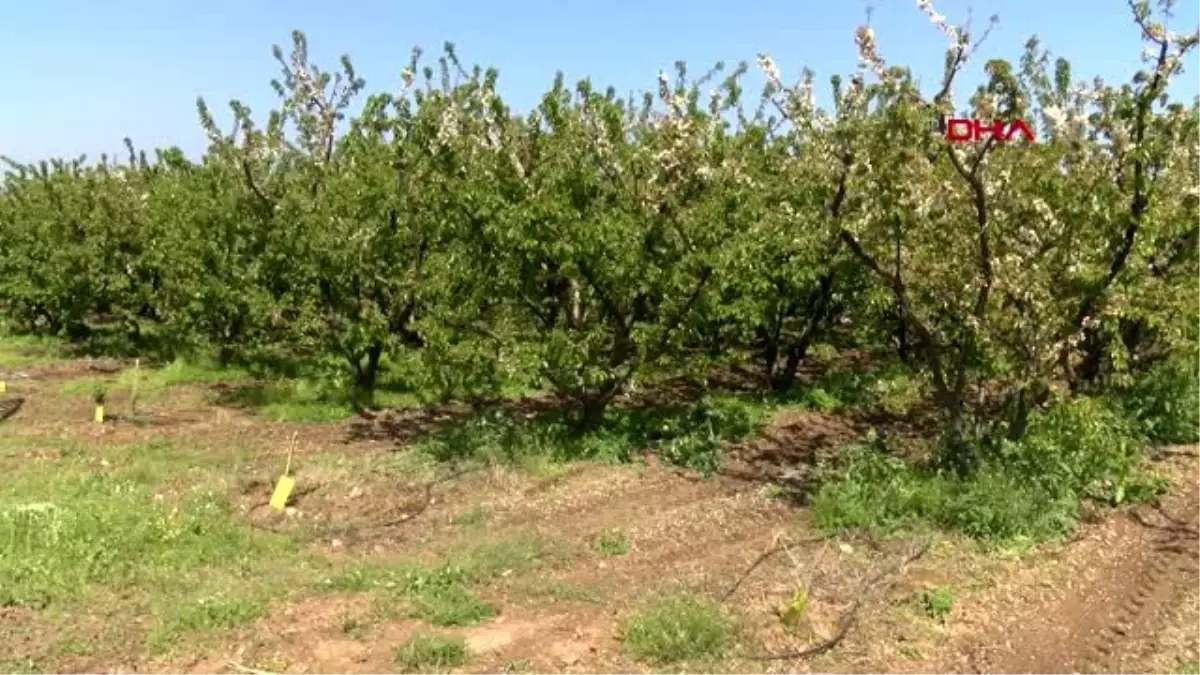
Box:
[1,4,1197,471]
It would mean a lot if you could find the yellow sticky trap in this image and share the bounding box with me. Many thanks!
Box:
[269,475,295,511]
[93,404,104,423]
[0,380,6,393]
[269,432,299,511]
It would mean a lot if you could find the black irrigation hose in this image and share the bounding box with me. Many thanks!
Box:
[0,396,23,422]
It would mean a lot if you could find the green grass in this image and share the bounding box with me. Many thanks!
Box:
[1177,659,1200,675]
[146,593,270,652]
[593,529,629,556]
[619,593,735,665]
[52,355,426,422]
[0,334,62,369]
[509,579,602,603]
[216,376,422,422]
[453,505,488,526]
[318,536,548,626]
[60,358,252,396]
[393,633,468,673]
[0,439,301,656]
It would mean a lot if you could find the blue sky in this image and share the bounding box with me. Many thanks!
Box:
[1,0,1196,163]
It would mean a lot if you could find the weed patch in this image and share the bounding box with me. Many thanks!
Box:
[920,586,955,620]
[318,537,547,626]
[619,592,734,664]
[393,633,468,673]
[593,529,629,556]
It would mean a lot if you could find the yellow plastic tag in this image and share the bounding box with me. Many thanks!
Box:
[94,404,104,423]
[0,380,6,393]
[269,475,295,511]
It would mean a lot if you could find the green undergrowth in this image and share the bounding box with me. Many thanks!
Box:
[1111,354,1200,445]
[59,357,253,396]
[415,392,771,476]
[52,353,428,422]
[0,334,64,369]
[812,393,1177,542]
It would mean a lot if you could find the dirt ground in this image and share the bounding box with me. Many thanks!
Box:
[0,353,1197,674]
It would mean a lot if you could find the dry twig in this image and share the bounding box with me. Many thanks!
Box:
[740,539,931,662]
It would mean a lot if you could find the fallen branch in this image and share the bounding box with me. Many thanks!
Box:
[720,534,829,602]
[225,661,277,675]
[741,539,931,662]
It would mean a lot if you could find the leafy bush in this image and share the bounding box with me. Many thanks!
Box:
[418,393,767,474]
[1113,355,1200,444]
[813,397,1167,541]
[989,397,1164,506]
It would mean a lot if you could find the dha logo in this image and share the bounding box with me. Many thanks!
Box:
[933,116,1036,143]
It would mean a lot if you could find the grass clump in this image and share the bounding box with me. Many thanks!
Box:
[593,529,630,556]
[619,593,734,664]
[393,633,468,673]
[319,537,546,626]
[812,397,1167,542]
[146,593,270,652]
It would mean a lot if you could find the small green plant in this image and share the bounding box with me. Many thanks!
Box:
[594,529,629,556]
[619,593,734,664]
[393,633,467,673]
[92,384,107,406]
[920,585,955,620]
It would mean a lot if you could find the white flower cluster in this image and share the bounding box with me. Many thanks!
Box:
[854,26,889,80]
[435,104,459,148]
[757,54,783,89]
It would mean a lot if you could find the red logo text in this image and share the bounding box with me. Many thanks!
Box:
[938,118,1036,143]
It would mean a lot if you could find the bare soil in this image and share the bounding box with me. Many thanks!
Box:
[0,354,1196,674]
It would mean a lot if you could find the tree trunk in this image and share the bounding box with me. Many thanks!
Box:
[770,340,809,393]
[350,341,384,409]
[572,378,625,433]
[1074,326,1109,391]
[938,402,973,478]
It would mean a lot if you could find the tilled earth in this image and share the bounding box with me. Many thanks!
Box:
[0,354,1196,674]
